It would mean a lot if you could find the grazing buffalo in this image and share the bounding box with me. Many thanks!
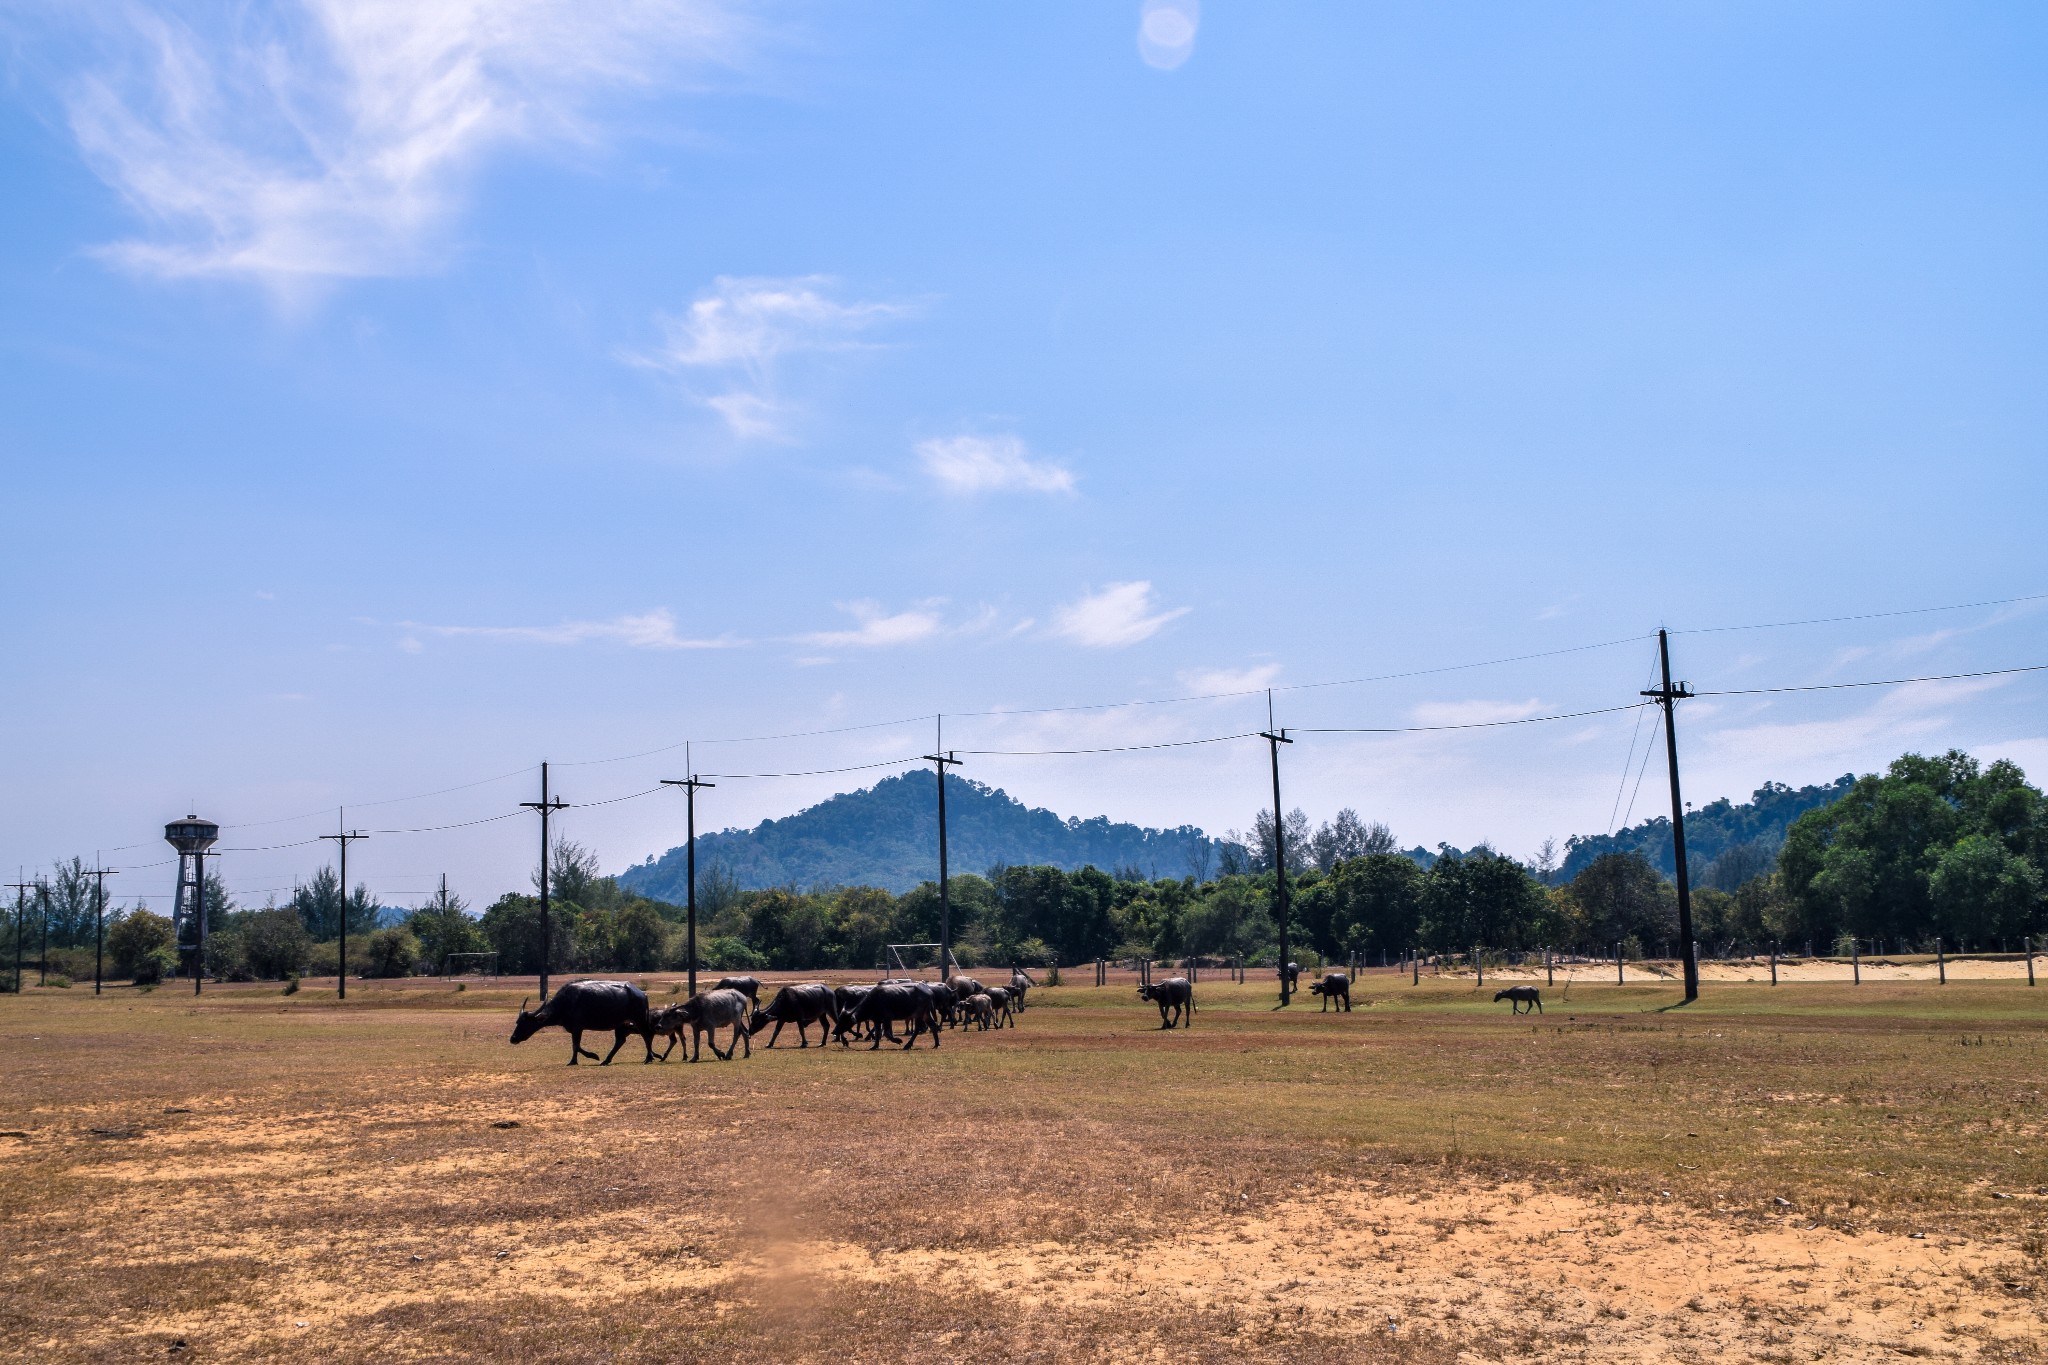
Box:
[1139,977,1195,1030]
[659,988,754,1061]
[844,982,941,1050]
[960,992,995,1029]
[1308,971,1352,1012]
[749,983,838,1048]
[715,975,762,1004]
[509,980,656,1065]
[984,985,1015,1028]
[1494,986,1542,1015]
[1008,968,1034,1011]
[1279,961,1302,993]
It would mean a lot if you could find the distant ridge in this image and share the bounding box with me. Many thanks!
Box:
[618,770,1224,897]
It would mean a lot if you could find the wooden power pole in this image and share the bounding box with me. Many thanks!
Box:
[661,756,715,999]
[1642,628,1699,1003]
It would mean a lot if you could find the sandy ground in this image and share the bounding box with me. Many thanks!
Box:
[826,1183,2048,1363]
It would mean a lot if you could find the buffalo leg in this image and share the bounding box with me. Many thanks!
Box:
[766,1020,785,1049]
[598,1028,631,1066]
[735,1022,751,1058]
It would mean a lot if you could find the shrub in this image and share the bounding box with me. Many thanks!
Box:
[698,936,766,971]
[48,947,96,981]
[242,908,313,980]
[205,927,253,981]
[44,974,72,988]
[283,973,300,996]
[108,910,176,980]
[361,927,421,979]
[133,946,178,986]
[306,941,341,979]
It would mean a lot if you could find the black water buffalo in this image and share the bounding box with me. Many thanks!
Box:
[657,988,754,1061]
[750,983,838,1048]
[1008,968,1034,1011]
[832,984,875,1045]
[1494,986,1542,1015]
[1309,971,1352,1012]
[509,980,656,1065]
[1139,976,1195,1029]
[844,982,940,1050]
[715,975,762,1004]
[1279,961,1302,992]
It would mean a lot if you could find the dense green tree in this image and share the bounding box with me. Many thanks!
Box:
[1779,751,2046,947]
[479,893,572,975]
[406,894,484,972]
[362,927,421,978]
[107,909,176,979]
[1304,853,1426,958]
[291,866,377,941]
[241,907,314,979]
[1420,849,1551,950]
[1562,852,1676,951]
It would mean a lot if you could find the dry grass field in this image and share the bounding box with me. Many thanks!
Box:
[2,970,2045,1363]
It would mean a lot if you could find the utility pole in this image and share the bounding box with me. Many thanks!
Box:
[319,815,369,1002]
[924,724,964,981]
[84,862,117,996]
[1642,628,1699,1003]
[36,881,51,987]
[1262,691,1295,1006]
[7,876,31,994]
[521,764,568,1001]
[661,749,715,999]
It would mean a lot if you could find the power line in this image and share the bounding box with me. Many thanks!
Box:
[1695,663,2047,697]
[1678,590,2048,636]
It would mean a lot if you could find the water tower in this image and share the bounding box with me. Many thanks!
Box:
[164,816,219,994]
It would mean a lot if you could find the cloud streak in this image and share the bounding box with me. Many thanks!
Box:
[51,0,747,297]
[798,601,945,649]
[629,275,908,438]
[405,609,736,650]
[917,434,1075,496]
[1050,581,1188,648]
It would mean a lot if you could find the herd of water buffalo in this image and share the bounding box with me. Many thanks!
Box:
[508,965,1542,1065]
[508,969,1042,1065]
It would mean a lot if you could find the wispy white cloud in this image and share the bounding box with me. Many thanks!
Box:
[917,434,1075,496]
[405,608,737,650]
[798,600,944,649]
[1137,0,1199,70]
[1410,698,1546,727]
[1049,581,1188,648]
[1177,664,1280,695]
[1694,677,2008,775]
[48,0,747,299]
[628,275,908,439]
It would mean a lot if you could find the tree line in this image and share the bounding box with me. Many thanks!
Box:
[7,749,2040,988]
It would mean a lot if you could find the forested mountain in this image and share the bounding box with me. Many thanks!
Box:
[1560,775,1856,888]
[618,771,1223,897]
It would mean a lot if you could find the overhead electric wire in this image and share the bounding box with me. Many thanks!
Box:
[1694,663,2047,697]
[1619,710,1665,831]
[1678,591,2048,636]
[960,732,1262,757]
[1296,702,1653,735]
[697,756,932,781]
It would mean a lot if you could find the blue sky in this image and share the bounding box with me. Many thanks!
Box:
[2,1,2043,911]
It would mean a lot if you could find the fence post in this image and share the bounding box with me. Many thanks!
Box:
[1546,948,1553,987]
[1770,942,1777,987]
[1615,942,1623,985]
[1937,936,1945,985]
[1852,938,1860,985]
[1411,949,1419,986]
[2027,937,2035,987]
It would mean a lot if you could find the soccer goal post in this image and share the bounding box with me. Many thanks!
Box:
[443,952,499,983]
[882,943,956,978]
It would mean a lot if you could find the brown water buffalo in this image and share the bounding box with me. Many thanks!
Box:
[656,988,754,1061]
[1008,968,1034,1011]
[509,980,656,1065]
[749,983,838,1048]
[1494,986,1542,1015]
[1139,976,1194,1029]
[1309,971,1352,1012]
[960,992,995,1029]
[984,985,1015,1028]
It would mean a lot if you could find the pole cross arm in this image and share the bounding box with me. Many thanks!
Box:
[1259,730,1294,744]
[1639,684,1695,700]
[923,751,963,766]
[520,799,569,813]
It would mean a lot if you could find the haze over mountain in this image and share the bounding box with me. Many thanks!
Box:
[616,768,1860,898]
